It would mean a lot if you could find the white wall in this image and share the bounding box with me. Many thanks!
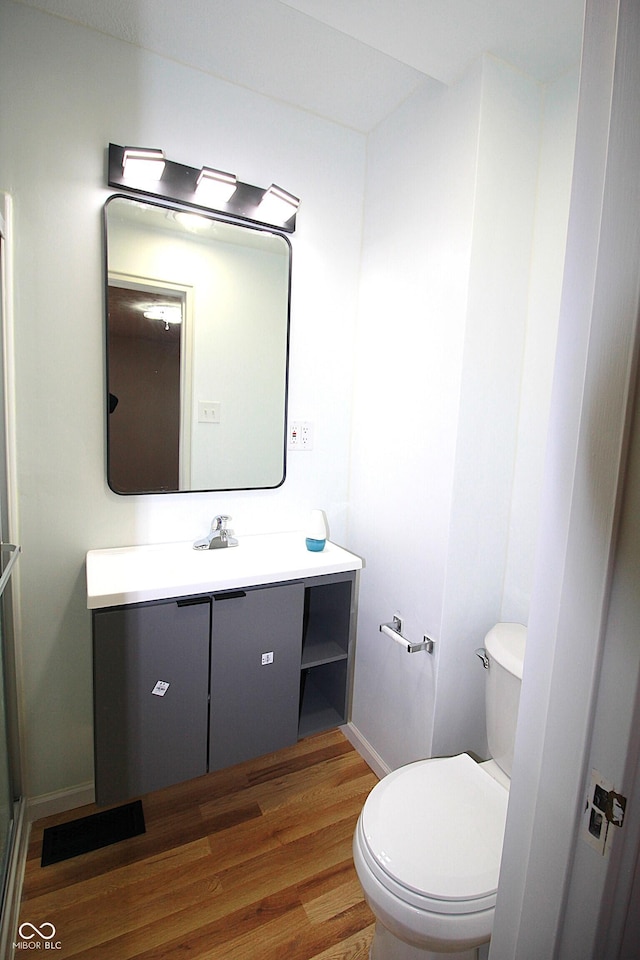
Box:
[188,240,288,490]
[433,57,543,760]
[348,68,478,771]
[0,2,366,799]
[349,55,578,772]
[502,66,579,622]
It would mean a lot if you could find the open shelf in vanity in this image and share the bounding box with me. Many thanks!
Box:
[299,574,354,737]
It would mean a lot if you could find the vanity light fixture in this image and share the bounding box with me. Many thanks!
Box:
[195,167,237,205]
[122,147,166,181]
[108,143,299,233]
[258,184,300,225]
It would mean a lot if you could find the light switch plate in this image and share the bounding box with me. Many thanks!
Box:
[198,401,221,423]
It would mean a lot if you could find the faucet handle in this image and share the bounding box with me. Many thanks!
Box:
[212,514,232,531]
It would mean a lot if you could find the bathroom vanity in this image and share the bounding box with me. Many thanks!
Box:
[87,533,362,805]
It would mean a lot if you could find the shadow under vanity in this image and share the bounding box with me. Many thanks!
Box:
[86,533,361,806]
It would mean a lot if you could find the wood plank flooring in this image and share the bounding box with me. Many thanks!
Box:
[18,729,378,959]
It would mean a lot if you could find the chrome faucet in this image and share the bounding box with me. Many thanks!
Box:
[193,515,238,550]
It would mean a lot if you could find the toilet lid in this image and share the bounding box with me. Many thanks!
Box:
[360,753,508,903]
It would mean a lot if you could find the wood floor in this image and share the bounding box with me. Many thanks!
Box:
[18,729,378,959]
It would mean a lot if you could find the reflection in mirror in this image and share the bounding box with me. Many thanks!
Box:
[105,196,291,494]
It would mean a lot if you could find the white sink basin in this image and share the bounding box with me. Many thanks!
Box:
[86,532,362,609]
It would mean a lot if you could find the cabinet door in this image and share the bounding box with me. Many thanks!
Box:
[93,597,210,805]
[209,583,304,771]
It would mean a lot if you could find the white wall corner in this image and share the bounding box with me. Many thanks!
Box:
[341,722,390,780]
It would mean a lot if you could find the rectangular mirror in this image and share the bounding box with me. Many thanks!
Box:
[105,196,291,493]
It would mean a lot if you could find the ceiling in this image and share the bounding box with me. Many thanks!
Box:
[16,0,585,132]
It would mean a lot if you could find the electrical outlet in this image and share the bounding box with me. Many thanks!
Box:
[198,401,221,423]
[261,652,274,665]
[288,421,300,449]
[300,421,314,449]
[288,420,313,450]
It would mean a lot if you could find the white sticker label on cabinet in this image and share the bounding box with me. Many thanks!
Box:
[261,652,274,665]
[151,681,170,697]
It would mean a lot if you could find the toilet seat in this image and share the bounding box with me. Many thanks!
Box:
[359,753,508,916]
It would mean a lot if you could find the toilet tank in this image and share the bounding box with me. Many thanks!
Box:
[484,622,527,779]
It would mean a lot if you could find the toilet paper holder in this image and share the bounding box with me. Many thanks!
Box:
[380,616,434,654]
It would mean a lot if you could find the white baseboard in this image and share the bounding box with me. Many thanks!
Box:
[341,722,391,780]
[26,782,95,823]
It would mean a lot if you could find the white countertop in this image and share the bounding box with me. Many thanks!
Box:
[86,532,362,609]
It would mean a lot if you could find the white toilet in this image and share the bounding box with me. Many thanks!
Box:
[353,622,526,960]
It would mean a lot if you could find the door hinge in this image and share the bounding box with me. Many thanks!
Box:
[583,769,627,856]
[605,789,627,828]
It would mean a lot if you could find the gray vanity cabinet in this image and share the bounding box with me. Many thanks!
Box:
[92,569,357,806]
[209,583,305,771]
[93,597,210,806]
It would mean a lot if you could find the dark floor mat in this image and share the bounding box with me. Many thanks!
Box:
[41,799,145,866]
